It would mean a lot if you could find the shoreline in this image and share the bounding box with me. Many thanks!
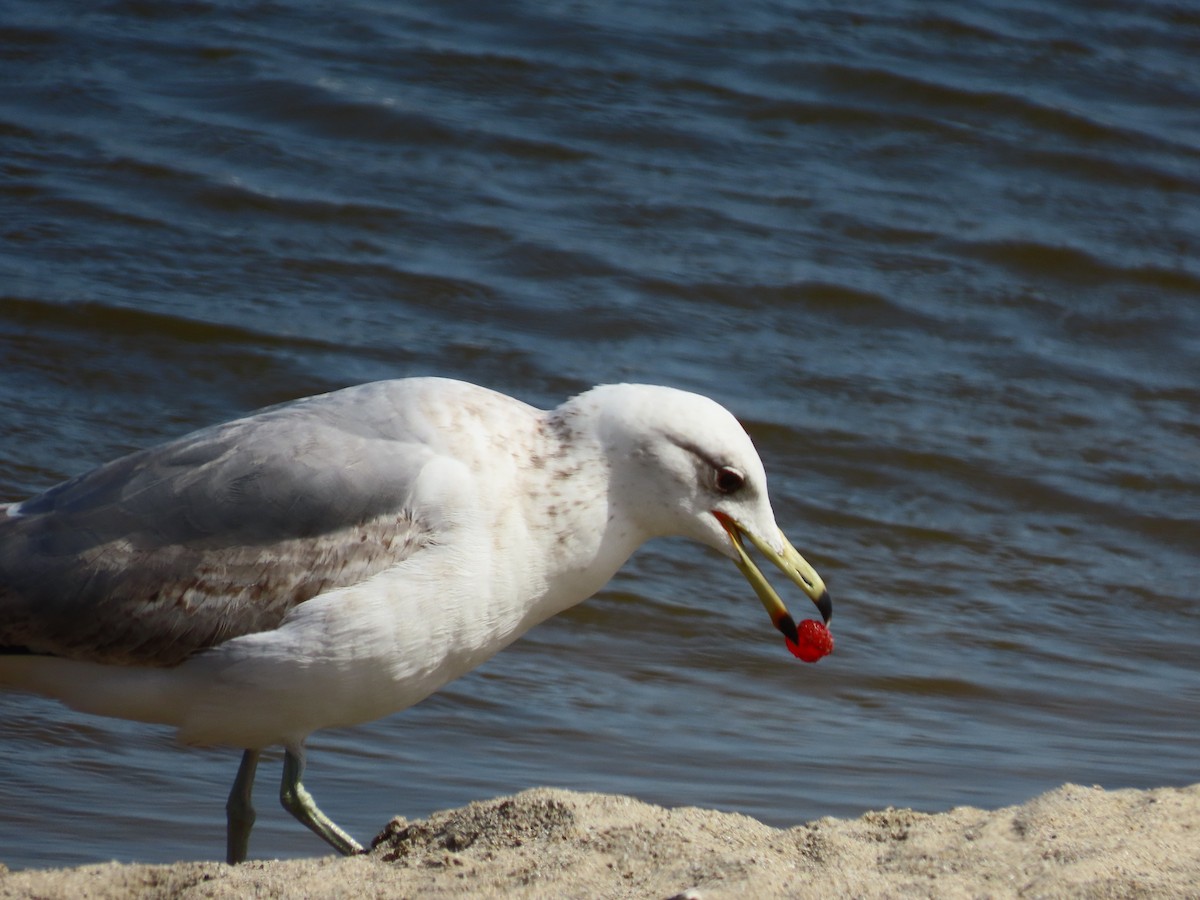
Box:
[2,782,1197,898]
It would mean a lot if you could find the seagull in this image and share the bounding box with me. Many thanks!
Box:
[0,376,831,864]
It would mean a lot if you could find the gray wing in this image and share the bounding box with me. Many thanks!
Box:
[1,387,434,666]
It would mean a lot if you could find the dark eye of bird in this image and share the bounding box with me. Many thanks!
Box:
[714,466,745,494]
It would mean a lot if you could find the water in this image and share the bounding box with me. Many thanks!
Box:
[1,0,1197,871]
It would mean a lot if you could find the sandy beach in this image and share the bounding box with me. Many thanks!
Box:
[2,782,1196,898]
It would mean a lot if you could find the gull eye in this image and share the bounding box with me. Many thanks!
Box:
[714,466,745,494]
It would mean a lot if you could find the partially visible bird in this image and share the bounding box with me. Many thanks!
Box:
[0,377,831,863]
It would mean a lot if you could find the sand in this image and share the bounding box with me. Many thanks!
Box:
[2,782,1197,898]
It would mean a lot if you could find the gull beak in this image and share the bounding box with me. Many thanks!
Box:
[712,510,832,644]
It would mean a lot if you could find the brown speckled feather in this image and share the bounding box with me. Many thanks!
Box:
[0,384,435,666]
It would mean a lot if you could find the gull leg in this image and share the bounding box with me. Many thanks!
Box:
[225,749,260,865]
[279,745,364,856]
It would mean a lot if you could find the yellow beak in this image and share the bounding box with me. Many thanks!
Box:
[713,511,832,644]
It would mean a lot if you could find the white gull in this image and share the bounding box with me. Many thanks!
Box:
[0,376,831,863]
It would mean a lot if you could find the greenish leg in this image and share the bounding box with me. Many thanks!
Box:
[225,749,260,865]
[279,745,364,856]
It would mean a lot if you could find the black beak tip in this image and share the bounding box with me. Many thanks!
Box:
[815,589,832,624]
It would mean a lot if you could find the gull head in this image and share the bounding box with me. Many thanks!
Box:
[582,384,832,640]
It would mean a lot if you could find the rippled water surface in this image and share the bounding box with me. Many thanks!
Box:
[1,0,1198,871]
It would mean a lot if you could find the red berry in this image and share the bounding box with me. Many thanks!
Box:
[786,619,834,663]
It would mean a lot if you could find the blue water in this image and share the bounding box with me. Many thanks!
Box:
[1,0,1198,871]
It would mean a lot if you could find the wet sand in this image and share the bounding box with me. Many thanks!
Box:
[2,782,1196,898]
